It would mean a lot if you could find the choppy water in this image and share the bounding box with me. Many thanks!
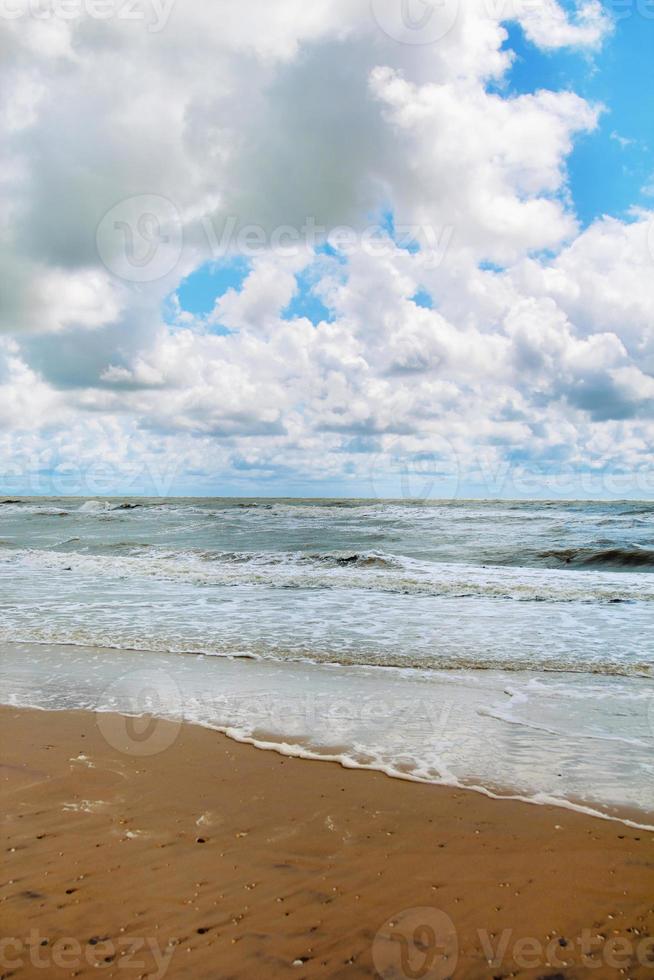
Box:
[1,497,653,822]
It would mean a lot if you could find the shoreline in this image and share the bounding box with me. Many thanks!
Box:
[3,639,653,829]
[11,695,654,833]
[2,705,654,978]
[189,721,654,834]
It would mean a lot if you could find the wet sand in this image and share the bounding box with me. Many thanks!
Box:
[1,705,653,979]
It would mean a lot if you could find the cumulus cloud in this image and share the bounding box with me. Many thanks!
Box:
[510,0,611,49]
[0,0,650,495]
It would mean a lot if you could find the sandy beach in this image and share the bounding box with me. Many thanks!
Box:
[2,0,653,970]
[1,705,653,979]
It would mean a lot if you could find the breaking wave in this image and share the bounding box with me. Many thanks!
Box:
[541,546,654,570]
[3,545,653,604]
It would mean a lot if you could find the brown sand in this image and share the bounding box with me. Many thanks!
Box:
[1,705,653,979]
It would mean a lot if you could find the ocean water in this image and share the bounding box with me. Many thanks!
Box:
[1,497,653,824]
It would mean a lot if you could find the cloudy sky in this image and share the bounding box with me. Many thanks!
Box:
[1,0,653,498]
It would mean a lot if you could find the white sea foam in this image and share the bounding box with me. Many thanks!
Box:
[2,641,653,828]
[1,498,653,823]
[2,545,653,603]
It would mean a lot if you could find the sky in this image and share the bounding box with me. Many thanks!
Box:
[1,0,653,499]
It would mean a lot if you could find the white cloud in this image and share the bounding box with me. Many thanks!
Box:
[510,0,611,50]
[0,0,649,494]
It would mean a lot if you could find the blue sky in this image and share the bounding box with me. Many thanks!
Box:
[2,0,653,499]
[500,3,654,225]
[175,2,653,327]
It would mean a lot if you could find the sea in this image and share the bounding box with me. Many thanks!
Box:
[0,497,652,827]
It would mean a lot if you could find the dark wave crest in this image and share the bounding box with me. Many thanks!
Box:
[212,551,399,569]
[541,547,654,570]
